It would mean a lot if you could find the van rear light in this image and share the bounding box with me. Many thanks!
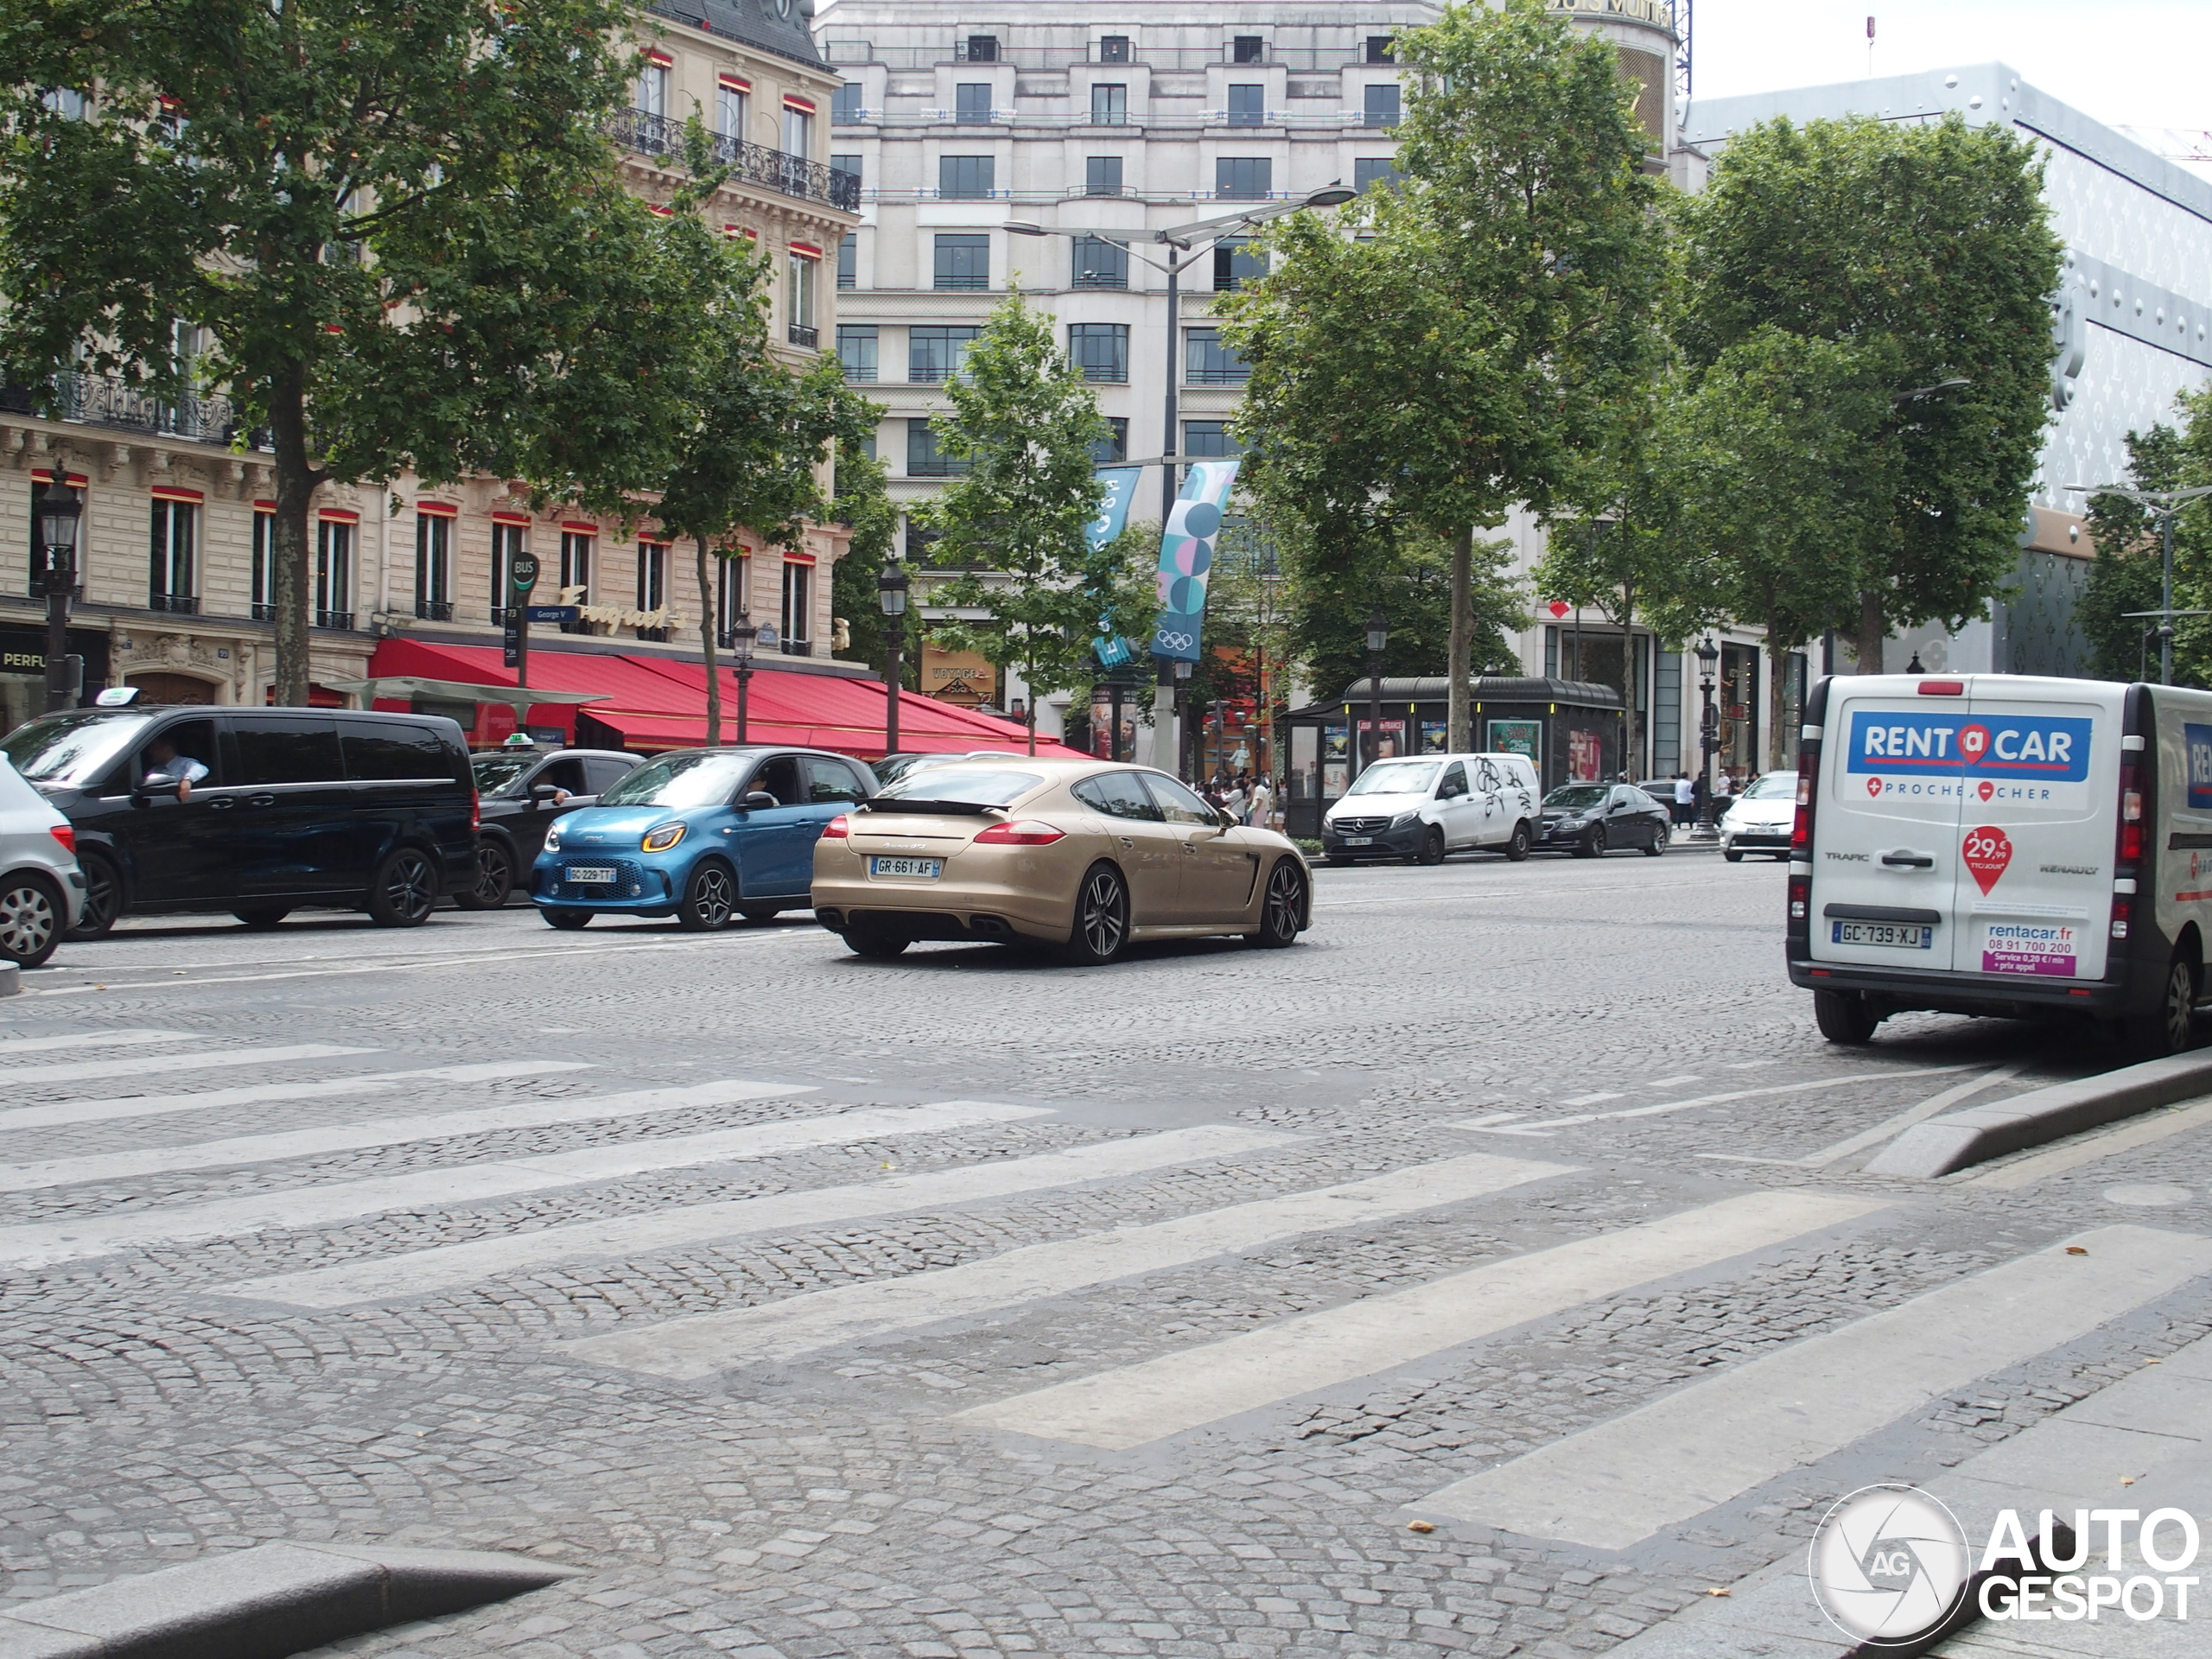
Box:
[2117,752,2145,868]
[1918,679,1966,696]
[2111,895,2132,940]
[48,824,75,855]
[1791,746,1818,853]
[974,819,1066,845]
[823,814,849,838]
[471,790,481,830]
[1788,871,1810,925]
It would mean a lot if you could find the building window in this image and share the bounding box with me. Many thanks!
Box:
[637,61,669,118]
[1071,235,1128,289]
[787,251,817,346]
[315,518,353,628]
[956,83,993,124]
[1213,235,1267,290]
[559,531,592,600]
[963,35,998,61]
[1185,421,1244,459]
[938,156,995,199]
[1364,84,1402,128]
[1099,35,1130,63]
[906,418,969,476]
[781,560,812,652]
[836,232,858,289]
[1355,156,1404,193]
[416,512,454,620]
[1085,155,1124,196]
[717,81,748,141]
[636,539,668,639]
[715,553,750,640]
[856,429,876,461]
[149,498,196,613]
[1092,417,1129,465]
[782,104,813,158]
[1068,323,1129,384]
[1232,35,1264,64]
[1185,327,1249,385]
[1367,35,1395,63]
[831,151,861,188]
[251,510,273,620]
[1228,84,1264,127]
[1090,84,1127,125]
[831,82,862,124]
[490,520,526,620]
[1217,156,1271,200]
[909,325,980,381]
[932,232,989,289]
[838,324,879,382]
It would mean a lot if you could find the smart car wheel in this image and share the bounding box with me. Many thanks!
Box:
[67,852,121,940]
[1416,827,1446,866]
[1505,821,1532,862]
[1247,859,1306,949]
[0,873,64,969]
[454,840,514,910]
[678,861,736,931]
[367,847,438,927]
[543,907,593,930]
[1061,862,1129,965]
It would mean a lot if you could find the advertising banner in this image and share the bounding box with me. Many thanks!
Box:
[1086,467,1141,553]
[1845,708,2094,809]
[1151,460,1240,663]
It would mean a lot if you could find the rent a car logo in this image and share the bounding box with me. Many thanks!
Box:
[1848,711,2093,806]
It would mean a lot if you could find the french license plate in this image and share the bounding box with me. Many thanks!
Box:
[1833,920,1933,950]
[1341,836,1374,847]
[565,865,617,885]
[869,855,942,880]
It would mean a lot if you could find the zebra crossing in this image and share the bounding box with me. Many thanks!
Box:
[10,1027,2210,1563]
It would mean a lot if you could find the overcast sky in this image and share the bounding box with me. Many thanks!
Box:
[1693,0,2211,165]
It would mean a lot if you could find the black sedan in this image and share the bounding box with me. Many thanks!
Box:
[462,746,643,908]
[1535,784,1671,858]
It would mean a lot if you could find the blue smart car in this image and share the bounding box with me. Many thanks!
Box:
[531,747,874,930]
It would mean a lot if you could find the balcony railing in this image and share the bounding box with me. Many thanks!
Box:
[779,638,813,657]
[608,109,861,213]
[1186,365,1252,385]
[148,592,199,614]
[314,608,354,631]
[415,598,454,621]
[842,364,877,383]
[1,372,251,448]
[251,601,276,621]
[788,323,818,349]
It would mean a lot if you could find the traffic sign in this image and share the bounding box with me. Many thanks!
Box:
[524,606,578,624]
[509,554,540,594]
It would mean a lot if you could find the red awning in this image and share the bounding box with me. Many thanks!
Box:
[365,639,1087,760]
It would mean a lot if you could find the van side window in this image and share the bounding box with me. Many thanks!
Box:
[533,758,588,795]
[584,757,635,793]
[1439,762,1468,798]
[136,719,218,791]
[230,717,344,785]
[340,721,448,781]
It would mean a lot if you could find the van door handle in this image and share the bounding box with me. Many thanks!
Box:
[247,794,278,808]
[207,797,235,810]
[1881,851,1935,868]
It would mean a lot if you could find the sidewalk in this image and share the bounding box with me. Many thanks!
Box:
[1611,1333,2212,1656]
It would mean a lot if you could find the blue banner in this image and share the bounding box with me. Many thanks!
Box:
[2189,724,2212,809]
[1150,460,1240,663]
[1086,466,1141,553]
[1844,710,2091,782]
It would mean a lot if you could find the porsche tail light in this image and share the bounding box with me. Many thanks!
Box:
[974,819,1066,846]
[49,824,75,855]
[823,814,850,838]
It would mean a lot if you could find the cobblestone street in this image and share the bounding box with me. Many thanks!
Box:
[4,855,2209,1658]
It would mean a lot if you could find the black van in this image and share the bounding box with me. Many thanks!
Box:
[0,705,475,937]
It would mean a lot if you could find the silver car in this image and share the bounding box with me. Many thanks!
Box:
[1719,770,1801,862]
[0,752,84,968]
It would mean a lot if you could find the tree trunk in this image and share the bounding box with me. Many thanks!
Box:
[1855,589,1885,676]
[267,367,318,708]
[1023,645,1038,755]
[1446,526,1473,751]
[696,537,721,747]
[1765,603,1791,773]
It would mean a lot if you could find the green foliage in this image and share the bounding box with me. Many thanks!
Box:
[0,0,674,703]
[918,293,1111,750]
[2077,416,2212,685]
[1294,524,1523,700]
[1676,111,2063,667]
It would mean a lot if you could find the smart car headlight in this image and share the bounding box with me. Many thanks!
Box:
[543,823,563,853]
[641,822,687,853]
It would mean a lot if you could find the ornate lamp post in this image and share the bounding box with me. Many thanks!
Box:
[878,556,908,757]
[1363,608,1389,779]
[727,615,759,745]
[1694,635,1721,837]
[39,474,83,713]
[1173,658,1193,777]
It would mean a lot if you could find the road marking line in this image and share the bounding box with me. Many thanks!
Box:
[0,1100,1054,1270]
[1647,1075,1702,1088]
[1413,1224,2212,1550]
[219,1124,1300,1308]
[0,1029,187,1056]
[956,1191,1885,1450]
[562,1151,1579,1381]
[1560,1093,1624,1108]
[0,1078,823,1192]
[1799,1062,2030,1167]
[0,1061,592,1135]
[0,1043,378,1085]
[1449,1065,1976,1135]
[1968,1097,2212,1190]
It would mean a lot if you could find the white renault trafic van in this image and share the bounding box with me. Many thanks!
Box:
[1789,672,2212,1052]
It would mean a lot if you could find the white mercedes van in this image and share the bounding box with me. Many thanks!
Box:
[1321,752,1541,864]
[1789,672,2212,1052]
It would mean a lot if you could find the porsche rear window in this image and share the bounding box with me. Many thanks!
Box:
[874,765,1043,808]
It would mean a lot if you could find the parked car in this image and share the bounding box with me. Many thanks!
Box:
[462,746,642,908]
[872,750,1014,787]
[1535,783,1672,857]
[531,746,874,930]
[812,759,1312,963]
[1719,770,1800,861]
[1320,753,1541,864]
[1,704,474,936]
[0,753,83,968]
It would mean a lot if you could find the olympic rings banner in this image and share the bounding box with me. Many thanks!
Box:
[1150,459,1240,663]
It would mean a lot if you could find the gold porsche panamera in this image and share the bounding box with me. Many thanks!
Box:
[810,759,1313,963]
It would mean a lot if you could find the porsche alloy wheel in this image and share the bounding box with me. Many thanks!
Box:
[1062,863,1129,965]
[1248,859,1306,949]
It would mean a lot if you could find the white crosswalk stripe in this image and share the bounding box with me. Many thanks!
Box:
[220,1122,1297,1307]
[0,1060,592,1135]
[0,1078,818,1192]
[0,1029,188,1057]
[0,1043,378,1086]
[0,1099,1054,1270]
[563,1150,1580,1381]
[957,1189,1888,1449]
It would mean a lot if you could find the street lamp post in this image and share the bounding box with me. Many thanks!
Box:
[1173,658,1193,779]
[2066,482,2212,684]
[1363,608,1389,779]
[1694,636,1721,837]
[878,557,908,757]
[38,474,83,713]
[726,615,759,744]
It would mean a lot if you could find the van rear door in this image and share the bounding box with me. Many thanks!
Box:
[1813,678,1970,970]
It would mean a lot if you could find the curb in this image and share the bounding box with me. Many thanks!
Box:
[1865,1050,2212,1179]
[0,962,17,997]
[0,1541,581,1658]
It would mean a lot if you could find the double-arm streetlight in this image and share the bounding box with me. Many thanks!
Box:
[2066,481,2212,685]
[38,474,83,713]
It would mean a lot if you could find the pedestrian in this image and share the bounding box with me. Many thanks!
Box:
[1672,772,1694,828]
[1714,769,1734,804]
[1221,777,1248,822]
[1246,774,1274,828]
[1692,770,1710,824]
